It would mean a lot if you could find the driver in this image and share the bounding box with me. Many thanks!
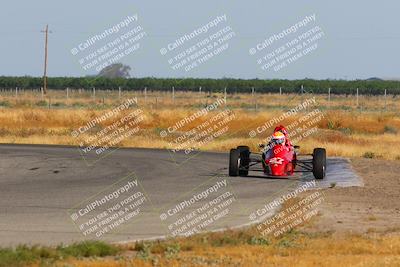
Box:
[263,130,286,152]
[262,129,287,160]
[272,131,286,145]
[262,125,292,153]
[273,125,292,147]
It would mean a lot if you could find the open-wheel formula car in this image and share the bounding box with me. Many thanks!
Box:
[229,143,326,179]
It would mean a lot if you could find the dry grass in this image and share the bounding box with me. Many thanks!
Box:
[0,90,399,160]
[8,185,399,267]
[24,232,399,267]
[2,89,399,111]
[1,90,397,266]
[36,191,400,266]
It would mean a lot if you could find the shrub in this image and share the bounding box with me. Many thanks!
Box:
[327,120,341,130]
[165,244,180,259]
[363,151,375,159]
[35,100,47,107]
[135,242,153,260]
[384,125,398,134]
[0,241,118,267]
[58,240,119,258]
[247,236,270,246]
[0,100,11,107]
[276,238,296,248]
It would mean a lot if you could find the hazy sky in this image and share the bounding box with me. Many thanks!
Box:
[0,0,399,79]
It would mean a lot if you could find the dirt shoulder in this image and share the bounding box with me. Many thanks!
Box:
[305,158,400,234]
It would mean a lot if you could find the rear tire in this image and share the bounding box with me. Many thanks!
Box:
[237,146,250,176]
[313,148,326,179]
[229,149,240,176]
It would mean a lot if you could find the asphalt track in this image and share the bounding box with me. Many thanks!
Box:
[0,144,362,246]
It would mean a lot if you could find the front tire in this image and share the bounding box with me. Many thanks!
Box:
[237,146,250,176]
[229,149,240,176]
[313,148,326,179]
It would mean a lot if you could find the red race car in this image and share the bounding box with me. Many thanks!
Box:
[229,126,326,179]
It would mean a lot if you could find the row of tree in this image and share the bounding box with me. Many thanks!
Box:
[0,76,399,95]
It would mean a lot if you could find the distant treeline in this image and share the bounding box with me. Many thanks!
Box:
[0,76,399,95]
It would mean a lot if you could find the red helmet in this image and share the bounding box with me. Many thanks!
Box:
[272,131,286,145]
[274,125,288,136]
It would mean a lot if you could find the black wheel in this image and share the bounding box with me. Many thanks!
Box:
[237,146,250,151]
[229,149,240,176]
[237,146,250,176]
[313,148,326,179]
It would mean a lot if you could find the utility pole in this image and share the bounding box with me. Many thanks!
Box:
[41,25,51,95]
[384,89,387,111]
[224,87,227,104]
[328,87,331,104]
[356,88,359,107]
